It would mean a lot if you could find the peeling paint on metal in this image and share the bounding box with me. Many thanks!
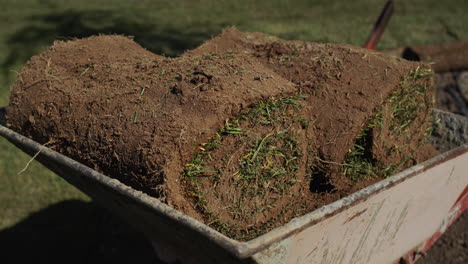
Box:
[440,203,461,233]
[349,199,385,264]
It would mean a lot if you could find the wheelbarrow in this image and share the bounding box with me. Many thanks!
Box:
[0,107,466,264]
[1,1,467,261]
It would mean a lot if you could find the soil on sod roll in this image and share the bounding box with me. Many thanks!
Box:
[7,30,436,241]
[187,28,436,175]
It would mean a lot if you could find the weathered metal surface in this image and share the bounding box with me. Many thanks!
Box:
[395,187,467,264]
[251,146,468,263]
[0,108,467,264]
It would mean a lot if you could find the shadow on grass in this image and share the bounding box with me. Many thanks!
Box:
[0,200,161,264]
[1,9,226,84]
[0,107,5,126]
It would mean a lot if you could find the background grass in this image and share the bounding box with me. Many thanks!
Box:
[0,0,466,262]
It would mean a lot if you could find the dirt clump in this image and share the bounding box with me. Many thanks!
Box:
[7,30,435,240]
[186,27,435,178]
[6,35,297,217]
[182,28,435,238]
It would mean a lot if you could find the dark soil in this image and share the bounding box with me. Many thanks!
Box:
[435,71,468,116]
[6,29,435,240]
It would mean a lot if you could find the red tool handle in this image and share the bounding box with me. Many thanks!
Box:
[363,0,394,50]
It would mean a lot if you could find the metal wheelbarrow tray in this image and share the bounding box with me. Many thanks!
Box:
[0,108,467,264]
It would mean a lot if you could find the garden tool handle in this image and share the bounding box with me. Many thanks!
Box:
[363,0,394,50]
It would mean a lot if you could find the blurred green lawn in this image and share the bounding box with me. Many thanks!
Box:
[0,0,467,232]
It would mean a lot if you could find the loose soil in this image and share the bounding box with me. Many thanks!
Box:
[435,71,468,116]
[6,29,436,240]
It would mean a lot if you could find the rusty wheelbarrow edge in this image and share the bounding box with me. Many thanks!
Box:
[0,108,466,259]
